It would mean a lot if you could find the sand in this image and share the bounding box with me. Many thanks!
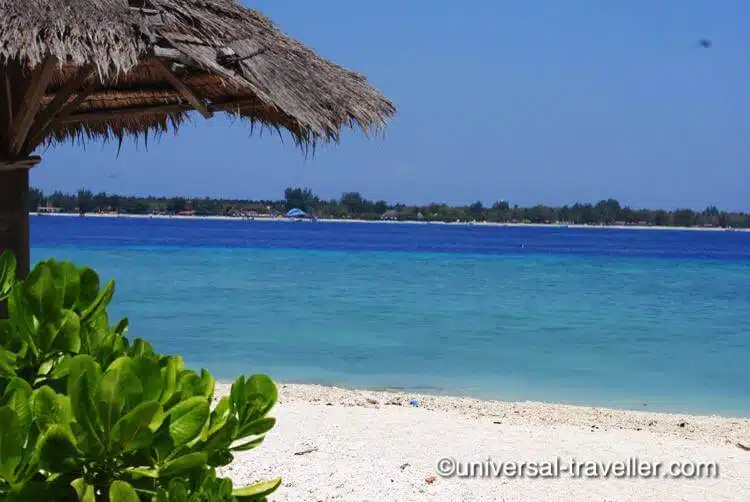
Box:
[214,383,750,501]
[31,211,750,233]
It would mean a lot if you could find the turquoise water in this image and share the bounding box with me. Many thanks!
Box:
[32,217,750,416]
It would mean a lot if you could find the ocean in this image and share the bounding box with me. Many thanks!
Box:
[31,216,750,416]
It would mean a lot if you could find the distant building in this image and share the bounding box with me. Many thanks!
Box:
[381,209,399,220]
[37,203,62,214]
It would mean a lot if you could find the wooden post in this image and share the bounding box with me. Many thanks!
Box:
[0,158,39,279]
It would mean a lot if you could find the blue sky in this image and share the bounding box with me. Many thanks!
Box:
[32,0,750,210]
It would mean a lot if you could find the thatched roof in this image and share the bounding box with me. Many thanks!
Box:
[0,0,395,153]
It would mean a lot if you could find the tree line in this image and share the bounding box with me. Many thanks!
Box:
[28,186,750,228]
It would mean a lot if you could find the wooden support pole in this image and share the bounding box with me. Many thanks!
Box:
[0,157,40,282]
[9,57,57,155]
[153,58,213,119]
[25,65,97,150]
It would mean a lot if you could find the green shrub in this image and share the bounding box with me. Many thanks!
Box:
[0,251,280,501]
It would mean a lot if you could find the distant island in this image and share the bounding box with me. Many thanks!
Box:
[29,186,750,229]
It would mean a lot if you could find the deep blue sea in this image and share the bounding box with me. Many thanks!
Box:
[31,216,750,416]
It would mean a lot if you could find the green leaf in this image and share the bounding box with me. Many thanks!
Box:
[37,424,80,472]
[113,317,129,336]
[0,250,16,301]
[132,356,162,403]
[49,354,73,380]
[23,263,62,320]
[31,386,72,431]
[236,417,276,439]
[110,400,163,452]
[230,436,265,452]
[2,377,33,430]
[159,357,180,406]
[67,356,103,453]
[39,309,81,353]
[71,478,96,502]
[0,407,24,481]
[48,261,82,310]
[8,284,38,351]
[200,369,215,399]
[158,452,208,478]
[234,375,277,427]
[232,477,282,500]
[80,279,114,324]
[98,357,143,435]
[0,346,17,378]
[51,310,82,353]
[166,396,210,448]
[108,480,139,502]
[75,267,100,312]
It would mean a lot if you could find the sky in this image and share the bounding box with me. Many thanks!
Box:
[31,0,750,210]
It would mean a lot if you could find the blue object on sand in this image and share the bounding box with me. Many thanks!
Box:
[409,399,419,407]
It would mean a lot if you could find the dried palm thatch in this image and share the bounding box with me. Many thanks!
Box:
[0,0,395,155]
[0,0,395,279]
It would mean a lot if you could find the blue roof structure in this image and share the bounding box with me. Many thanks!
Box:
[286,208,308,218]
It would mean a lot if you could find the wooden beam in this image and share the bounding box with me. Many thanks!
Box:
[25,65,97,150]
[153,59,212,119]
[59,103,190,124]
[153,46,195,66]
[57,99,267,126]
[9,57,57,155]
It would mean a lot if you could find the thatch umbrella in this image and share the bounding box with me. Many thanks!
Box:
[0,0,395,278]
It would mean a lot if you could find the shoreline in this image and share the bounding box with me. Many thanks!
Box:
[215,382,750,441]
[31,211,750,233]
[214,382,750,501]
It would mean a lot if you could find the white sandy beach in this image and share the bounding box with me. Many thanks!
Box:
[30,211,750,233]
[214,383,750,501]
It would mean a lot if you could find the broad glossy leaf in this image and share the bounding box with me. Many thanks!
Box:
[31,386,72,431]
[51,310,82,353]
[236,417,276,439]
[0,407,24,481]
[49,261,81,310]
[230,435,265,452]
[39,309,82,353]
[232,477,282,500]
[113,317,129,336]
[49,354,73,380]
[76,267,100,312]
[71,478,96,502]
[0,318,13,346]
[166,396,210,448]
[80,279,114,324]
[98,358,143,434]
[37,424,80,472]
[23,263,62,320]
[159,357,180,406]
[204,415,237,455]
[2,377,33,430]
[236,375,277,425]
[207,397,231,437]
[108,480,139,502]
[129,338,153,358]
[0,250,16,301]
[0,346,17,378]
[68,356,103,453]
[110,400,163,452]
[177,371,202,399]
[158,452,208,477]
[131,355,162,402]
[200,368,215,399]
[8,284,38,350]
